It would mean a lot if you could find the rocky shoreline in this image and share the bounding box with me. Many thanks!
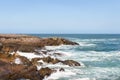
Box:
[0,34,80,80]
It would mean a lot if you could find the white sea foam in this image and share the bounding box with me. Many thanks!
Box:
[38,60,44,63]
[43,69,76,80]
[45,63,70,68]
[45,45,64,50]
[36,65,42,70]
[78,42,96,47]
[70,51,120,62]
[17,51,43,60]
[73,78,96,80]
[14,58,22,64]
[54,51,74,57]
[45,45,78,50]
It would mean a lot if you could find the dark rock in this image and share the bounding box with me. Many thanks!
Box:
[31,56,61,65]
[40,56,61,64]
[38,67,55,79]
[62,60,80,66]
[54,53,63,56]
[59,68,65,71]
[31,58,41,66]
[0,43,2,51]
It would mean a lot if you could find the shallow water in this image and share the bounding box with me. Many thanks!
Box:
[31,34,120,80]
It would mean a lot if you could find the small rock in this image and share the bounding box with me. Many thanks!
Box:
[62,60,80,66]
[59,68,65,71]
[38,67,55,78]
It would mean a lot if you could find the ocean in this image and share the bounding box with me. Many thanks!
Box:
[31,34,120,80]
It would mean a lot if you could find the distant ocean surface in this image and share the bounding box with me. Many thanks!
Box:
[30,34,120,80]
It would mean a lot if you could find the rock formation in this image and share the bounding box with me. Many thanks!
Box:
[0,34,80,80]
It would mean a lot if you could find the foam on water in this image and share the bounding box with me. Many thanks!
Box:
[17,51,42,60]
[14,58,22,64]
[43,69,76,80]
[73,78,96,80]
[79,42,96,47]
[67,51,120,62]
[54,51,74,57]
[45,63,70,68]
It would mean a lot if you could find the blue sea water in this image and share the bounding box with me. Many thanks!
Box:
[31,34,120,80]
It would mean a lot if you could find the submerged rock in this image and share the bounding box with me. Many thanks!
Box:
[41,56,61,64]
[62,60,81,66]
[59,68,65,71]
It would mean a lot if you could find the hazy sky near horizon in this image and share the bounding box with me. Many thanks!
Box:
[0,0,120,34]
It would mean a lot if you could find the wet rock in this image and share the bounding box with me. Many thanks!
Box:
[62,60,80,66]
[31,58,41,66]
[31,56,61,65]
[54,53,63,56]
[38,67,55,79]
[40,56,61,64]
[59,68,65,71]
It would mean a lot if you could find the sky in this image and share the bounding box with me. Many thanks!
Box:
[0,0,120,34]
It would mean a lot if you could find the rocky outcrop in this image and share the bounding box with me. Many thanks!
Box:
[0,34,80,80]
[59,68,65,71]
[0,34,78,53]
